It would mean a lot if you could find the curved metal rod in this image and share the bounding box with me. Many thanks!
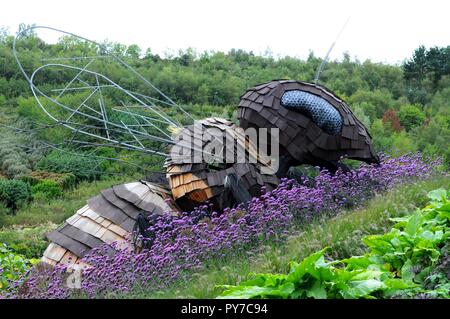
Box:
[13,25,193,122]
[12,26,229,161]
[30,63,178,139]
[12,25,199,157]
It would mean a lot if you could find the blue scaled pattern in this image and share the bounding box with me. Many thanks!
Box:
[281,90,343,135]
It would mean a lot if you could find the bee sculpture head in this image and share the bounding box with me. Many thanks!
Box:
[238,80,380,175]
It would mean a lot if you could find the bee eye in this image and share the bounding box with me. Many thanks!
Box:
[281,90,343,135]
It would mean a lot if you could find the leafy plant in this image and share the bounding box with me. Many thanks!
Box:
[36,150,103,182]
[0,223,55,259]
[217,188,449,299]
[0,243,39,290]
[0,179,31,214]
[31,180,63,202]
[22,171,76,190]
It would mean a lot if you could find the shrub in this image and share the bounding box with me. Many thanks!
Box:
[22,171,76,190]
[0,147,31,179]
[0,94,6,106]
[382,109,403,133]
[31,181,63,201]
[0,180,31,214]
[36,150,103,182]
[398,104,426,131]
[0,126,43,179]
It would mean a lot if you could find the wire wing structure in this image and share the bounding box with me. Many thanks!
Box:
[13,26,194,159]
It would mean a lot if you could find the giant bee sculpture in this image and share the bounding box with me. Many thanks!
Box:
[12,26,379,267]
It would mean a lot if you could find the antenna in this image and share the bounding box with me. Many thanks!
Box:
[314,17,351,84]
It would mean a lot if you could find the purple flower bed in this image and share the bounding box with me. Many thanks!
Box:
[6,153,441,298]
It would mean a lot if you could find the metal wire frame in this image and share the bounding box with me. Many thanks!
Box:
[12,25,266,168]
[12,25,196,158]
[0,122,167,176]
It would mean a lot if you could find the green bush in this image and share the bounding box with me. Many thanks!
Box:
[21,170,76,190]
[0,180,31,214]
[398,104,426,131]
[31,180,63,202]
[36,150,103,182]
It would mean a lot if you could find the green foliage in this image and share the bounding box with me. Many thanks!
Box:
[398,104,426,131]
[382,109,403,133]
[404,45,450,102]
[347,89,396,121]
[0,139,32,179]
[0,176,132,227]
[0,28,448,170]
[0,179,31,214]
[0,223,55,259]
[218,189,450,299]
[36,150,103,182]
[0,243,39,290]
[0,116,45,179]
[21,170,76,190]
[412,116,450,168]
[31,181,63,202]
[351,105,371,128]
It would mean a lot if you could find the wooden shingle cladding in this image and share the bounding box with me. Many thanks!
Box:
[166,117,279,211]
[238,80,380,170]
[42,181,179,266]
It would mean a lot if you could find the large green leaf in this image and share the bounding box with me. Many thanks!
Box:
[400,259,414,282]
[427,189,447,202]
[287,247,329,283]
[306,280,328,299]
[405,212,422,236]
[217,282,295,299]
[341,256,371,270]
[342,279,385,299]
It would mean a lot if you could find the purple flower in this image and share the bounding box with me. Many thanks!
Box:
[6,153,442,299]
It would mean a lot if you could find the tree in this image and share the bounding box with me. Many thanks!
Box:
[0,26,9,43]
[398,105,426,131]
[382,109,403,133]
[17,23,37,37]
[403,45,450,104]
[404,46,427,82]
[0,180,31,214]
[126,44,142,59]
